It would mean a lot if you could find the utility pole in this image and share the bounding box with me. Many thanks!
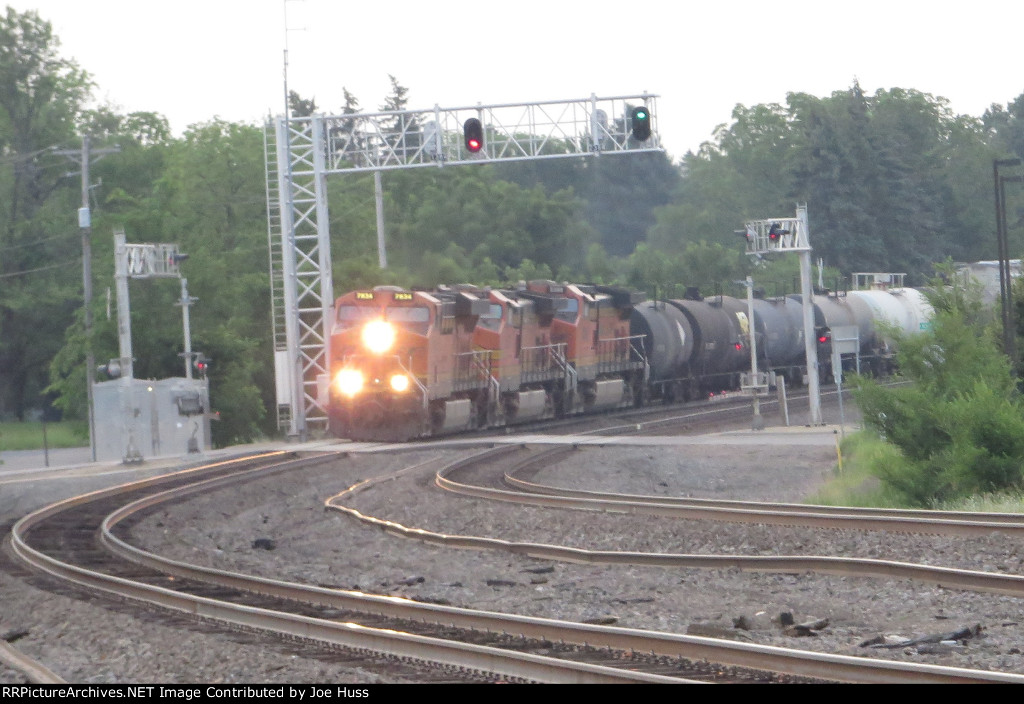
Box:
[56,136,120,461]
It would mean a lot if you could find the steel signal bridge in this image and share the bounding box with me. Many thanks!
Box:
[265,93,663,437]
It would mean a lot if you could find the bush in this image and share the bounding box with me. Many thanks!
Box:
[854,294,1024,507]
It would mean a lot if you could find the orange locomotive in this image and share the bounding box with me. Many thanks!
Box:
[327,282,648,440]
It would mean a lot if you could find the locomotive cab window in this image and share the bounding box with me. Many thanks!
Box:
[477,303,504,332]
[385,306,431,335]
[336,305,377,329]
[556,298,579,323]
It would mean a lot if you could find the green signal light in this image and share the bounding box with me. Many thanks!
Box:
[630,106,652,142]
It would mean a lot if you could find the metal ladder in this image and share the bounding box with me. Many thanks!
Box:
[263,120,290,431]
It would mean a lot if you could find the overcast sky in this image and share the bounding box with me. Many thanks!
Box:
[16,0,1024,158]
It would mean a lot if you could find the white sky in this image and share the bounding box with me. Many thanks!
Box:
[14,0,1024,158]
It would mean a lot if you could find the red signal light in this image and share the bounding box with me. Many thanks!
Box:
[768,222,790,242]
[464,117,484,154]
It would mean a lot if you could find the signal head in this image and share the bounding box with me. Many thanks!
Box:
[193,352,211,376]
[97,359,122,379]
[768,222,791,244]
[463,117,484,153]
[630,106,652,142]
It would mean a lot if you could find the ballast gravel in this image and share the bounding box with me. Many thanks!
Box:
[3,436,1024,683]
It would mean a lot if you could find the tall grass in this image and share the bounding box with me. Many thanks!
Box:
[0,421,89,452]
[808,430,1024,513]
[806,431,907,508]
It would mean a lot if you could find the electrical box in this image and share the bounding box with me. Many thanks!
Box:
[93,377,212,463]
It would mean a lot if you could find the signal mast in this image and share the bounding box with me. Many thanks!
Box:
[736,205,822,426]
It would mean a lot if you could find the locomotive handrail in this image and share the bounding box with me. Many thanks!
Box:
[595,333,648,375]
[519,342,575,390]
[596,333,647,361]
[519,342,566,372]
[403,355,430,411]
[453,349,493,391]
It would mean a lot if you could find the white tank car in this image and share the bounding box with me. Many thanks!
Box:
[846,288,933,352]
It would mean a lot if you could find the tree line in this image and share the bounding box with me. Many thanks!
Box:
[1,6,1023,447]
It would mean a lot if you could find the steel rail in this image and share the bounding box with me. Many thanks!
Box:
[321,449,1024,683]
[15,446,1024,683]
[10,452,688,684]
[426,447,1024,597]
[499,460,1024,537]
[441,446,1024,538]
[0,640,66,684]
[506,468,1024,524]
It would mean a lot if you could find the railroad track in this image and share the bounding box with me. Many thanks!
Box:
[5,450,735,683]
[421,445,1024,600]
[8,388,1019,684]
[324,444,1024,683]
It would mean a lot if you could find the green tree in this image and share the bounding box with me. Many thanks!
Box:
[0,7,92,419]
[288,90,317,118]
[51,119,274,445]
[379,75,420,158]
[855,278,1024,506]
[150,119,272,444]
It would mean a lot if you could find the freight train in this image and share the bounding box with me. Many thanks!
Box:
[326,278,932,441]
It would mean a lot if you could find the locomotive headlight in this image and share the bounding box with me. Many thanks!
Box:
[389,373,410,393]
[334,368,364,397]
[362,320,396,354]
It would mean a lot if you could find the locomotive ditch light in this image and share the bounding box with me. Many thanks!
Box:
[389,373,410,393]
[335,369,364,397]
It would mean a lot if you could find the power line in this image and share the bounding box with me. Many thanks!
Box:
[0,145,60,165]
[0,257,82,280]
[0,232,79,252]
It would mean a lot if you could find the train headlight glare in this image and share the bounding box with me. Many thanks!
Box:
[335,369,363,397]
[389,374,410,393]
[362,320,396,353]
